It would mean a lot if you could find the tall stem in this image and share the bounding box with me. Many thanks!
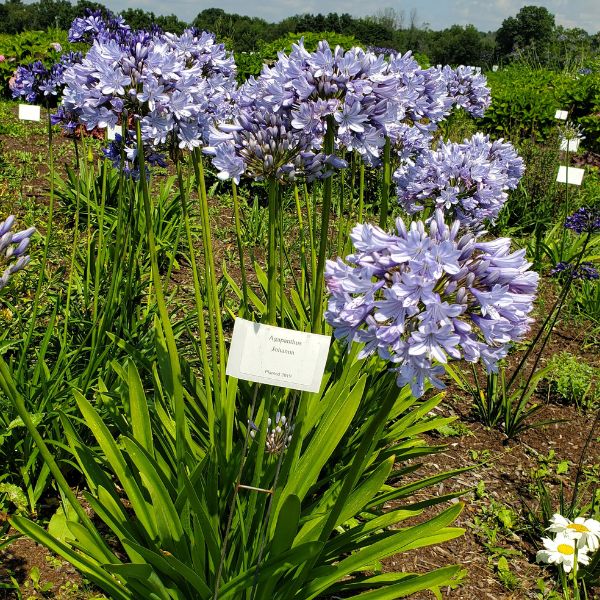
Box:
[136,124,185,487]
[358,162,365,224]
[311,114,336,334]
[267,177,280,325]
[176,158,214,443]
[192,148,226,407]
[232,181,249,317]
[379,136,391,229]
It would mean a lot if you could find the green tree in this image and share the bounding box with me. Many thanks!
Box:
[430,25,491,66]
[496,5,555,58]
[120,8,156,31]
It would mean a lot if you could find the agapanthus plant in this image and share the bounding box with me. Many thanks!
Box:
[394,133,524,228]
[325,210,538,397]
[0,216,35,293]
[550,261,599,280]
[249,412,293,455]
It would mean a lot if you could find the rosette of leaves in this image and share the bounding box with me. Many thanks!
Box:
[3,339,467,599]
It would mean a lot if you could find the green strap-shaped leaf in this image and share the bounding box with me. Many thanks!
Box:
[127,360,154,455]
[217,541,324,600]
[121,437,188,562]
[282,374,366,503]
[295,456,395,545]
[103,563,174,600]
[122,538,211,599]
[339,566,464,598]
[301,503,463,599]
[72,390,157,539]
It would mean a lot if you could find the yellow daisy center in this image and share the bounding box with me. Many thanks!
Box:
[557,544,575,555]
[567,523,589,533]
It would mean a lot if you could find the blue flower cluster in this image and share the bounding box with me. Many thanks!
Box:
[60,14,237,158]
[0,216,35,293]
[207,41,495,182]
[11,52,82,106]
[325,210,538,397]
[68,9,132,44]
[565,207,600,235]
[439,65,491,118]
[550,261,599,281]
[394,133,524,228]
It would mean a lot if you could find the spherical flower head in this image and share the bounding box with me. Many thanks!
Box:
[61,21,237,160]
[536,533,590,573]
[0,216,35,294]
[325,210,538,398]
[547,514,600,552]
[394,133,524,229]
[439,65,491,118]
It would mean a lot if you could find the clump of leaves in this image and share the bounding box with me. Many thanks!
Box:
[545,351,600,411]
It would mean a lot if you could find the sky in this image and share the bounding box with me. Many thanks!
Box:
[98,0,600,33]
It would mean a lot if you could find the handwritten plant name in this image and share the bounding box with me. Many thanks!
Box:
[269,334,302,356]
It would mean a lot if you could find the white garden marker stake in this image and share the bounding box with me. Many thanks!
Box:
[107,124,123,140]
[555,110,568,120]
[556,166,584,186]
[18,104,41,121]
[226,318,330,392]
[559,137,580,152]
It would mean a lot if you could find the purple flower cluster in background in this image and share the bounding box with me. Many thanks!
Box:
[325,210,538,397]
[394,133,524,228]
[564,206,600,235]
[0,216,35,293]
[550,261,599,281]
[68,9,132,45]
[439,65,491,118]
[11,52,82,106]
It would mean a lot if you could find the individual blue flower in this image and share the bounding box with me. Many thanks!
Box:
[325,210,538,397]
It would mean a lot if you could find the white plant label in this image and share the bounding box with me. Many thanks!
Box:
[560,137,580,152]
[107,124,123,140]
[226,318,331,392]
[18,104,41,121]
[555,110,568,120]
[557,165,584,185]
[492,65,499,72]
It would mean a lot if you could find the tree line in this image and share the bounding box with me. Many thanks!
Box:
[1,1,599,67]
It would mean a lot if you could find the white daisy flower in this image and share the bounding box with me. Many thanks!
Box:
[548,513,600,552]
[536,534,590,573]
